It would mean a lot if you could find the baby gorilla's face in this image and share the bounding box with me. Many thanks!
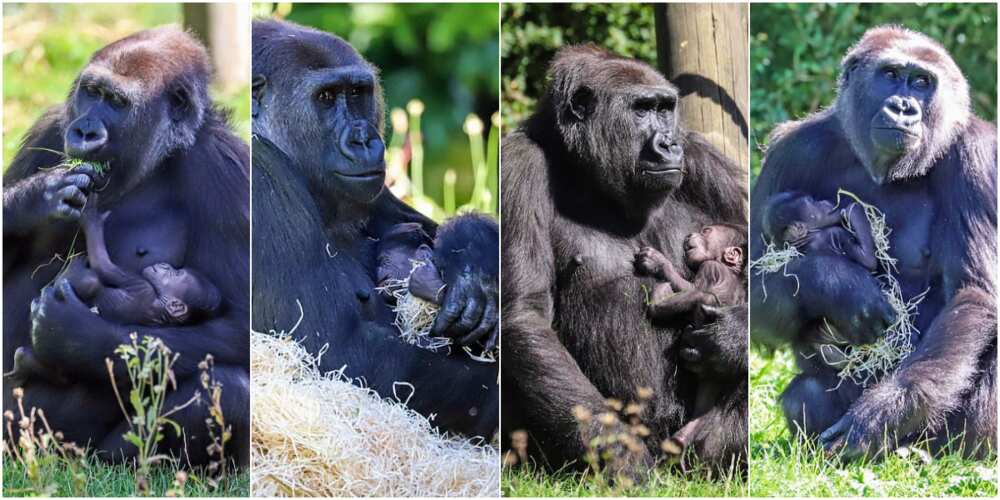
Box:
[143,263,199,298]
[780,196,837,242]
[684,225,744,270]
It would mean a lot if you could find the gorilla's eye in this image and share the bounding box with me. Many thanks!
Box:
[658,97,677,113]
[883,68,899,80]
[317,89,336,105]
[702,227,712,235]
[108,93,127,110]
[913,74,931,89]
[83,84,102,98]
[349,86,364,98]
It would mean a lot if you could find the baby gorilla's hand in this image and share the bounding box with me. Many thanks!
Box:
[634,247,669,278]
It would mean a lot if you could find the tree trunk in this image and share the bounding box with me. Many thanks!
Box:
[183,3,250,92]
[655,3,749,172]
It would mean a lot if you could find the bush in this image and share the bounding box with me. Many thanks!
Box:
[750,3,998,182]
[501,3,657,131]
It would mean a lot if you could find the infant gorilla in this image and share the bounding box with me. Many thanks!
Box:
[634,224,748,461]
[6,194,221,387]
[375,222,446,304]
[762,191,876,271]
[635,223,747,325]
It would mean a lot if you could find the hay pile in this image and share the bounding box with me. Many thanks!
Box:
[250,331,500,497]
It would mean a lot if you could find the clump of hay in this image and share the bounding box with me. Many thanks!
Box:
[377,261,497,363]
[749,240,802,299]
[250,330,500,497]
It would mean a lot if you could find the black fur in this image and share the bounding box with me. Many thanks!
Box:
[501,45,748,476]
[2,28,249,466]
[250,19,499,438]
[750,26,996,460]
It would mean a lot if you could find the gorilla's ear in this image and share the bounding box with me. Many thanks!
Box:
[168,85,193,123]
[841,56,860,86]
[252,75,267,119]
[568,86,595,121]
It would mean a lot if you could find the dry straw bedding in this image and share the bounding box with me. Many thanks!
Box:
[250,331,500,497]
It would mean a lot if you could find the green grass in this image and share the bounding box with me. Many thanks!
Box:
[503,465,746,497]
[750,347,998,497]
[2,456,248,497]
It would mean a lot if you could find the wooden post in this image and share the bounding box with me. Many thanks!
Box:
[183,2,250,92]
[655,3,749,172]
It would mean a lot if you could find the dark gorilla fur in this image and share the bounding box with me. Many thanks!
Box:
[3,27,250,466]
[502,45,748,476]
[251,20,499,439]
[751,26,996,461]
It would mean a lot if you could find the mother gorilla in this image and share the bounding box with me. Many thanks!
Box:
[751,26,996,460]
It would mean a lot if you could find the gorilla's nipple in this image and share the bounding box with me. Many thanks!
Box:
[355,289,371,302]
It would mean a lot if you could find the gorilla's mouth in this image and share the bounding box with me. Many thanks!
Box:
[335,170,383,180]
[873,126,919,138]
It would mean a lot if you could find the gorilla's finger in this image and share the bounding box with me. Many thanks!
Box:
[483,324,499,352]
[57,278,85,306]
[58,185,86,208]
[462,299,498,346]
[55,205,82,220]
[432,286,466,336]
[819,415,849,446]
[63,173,94,191]
[451,293,486,337]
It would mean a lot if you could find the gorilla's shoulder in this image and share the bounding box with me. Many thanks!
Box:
[764,109,845,168]
[500,130,553,217]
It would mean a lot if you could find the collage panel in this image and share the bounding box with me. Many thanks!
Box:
[500,2,749,497]
[248,2,501,497]
[2,2,251,497]
[748,3,998,497]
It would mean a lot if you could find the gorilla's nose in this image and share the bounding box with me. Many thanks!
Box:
[883,96,922,127]
[66,117,108,157]
[340,121,385,166]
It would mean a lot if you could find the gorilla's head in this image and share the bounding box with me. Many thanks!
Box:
[835,26,970,185]
[541,45,686,207]
[252,20,387,205]
[64,27,212,197]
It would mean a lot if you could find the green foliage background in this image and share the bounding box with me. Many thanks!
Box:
[750,3,998,182]
[501,3,657,132]
[2,3,251,169]
[259,3,499,211]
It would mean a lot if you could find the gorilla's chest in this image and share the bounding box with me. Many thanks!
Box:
[103,206,188,272]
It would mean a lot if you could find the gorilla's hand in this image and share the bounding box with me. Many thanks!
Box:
[819,403,892,462]
[30,278,112,371]
[39,164,103,222]
[432,265,499,350]
[793,256,894,345]
[682,304,747,377]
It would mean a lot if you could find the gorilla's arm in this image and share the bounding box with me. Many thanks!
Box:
[501,135,617,459]
[29,278,247,382]
[3,108,100,272]
[821,122,998,459]
[750,117,892,348]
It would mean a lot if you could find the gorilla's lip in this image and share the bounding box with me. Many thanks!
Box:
[873,126,919,138]
[641,164,683,175]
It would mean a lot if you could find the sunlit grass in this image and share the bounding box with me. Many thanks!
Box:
[750,347,998,497]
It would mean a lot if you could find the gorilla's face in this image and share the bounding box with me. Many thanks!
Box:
[863,62,935,182]
[628,85,685,192]
[253,32,386,205]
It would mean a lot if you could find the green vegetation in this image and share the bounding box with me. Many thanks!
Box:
[503,465,745,497]
[2,459,248,497]
[501,3,656,132]
[3,3,250,169]
[750,347,998,497]
[750,3,997,182]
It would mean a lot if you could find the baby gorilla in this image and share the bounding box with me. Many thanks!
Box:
[762,191,877,271]
[635,224,748,464]
[376,223,446,304]
[635,223,747,325]
[6,194,221,387]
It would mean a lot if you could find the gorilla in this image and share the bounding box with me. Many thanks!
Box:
[751,26,996,460]
[501,45,748,475]
[250,20,499,439]
[3,28,250,466]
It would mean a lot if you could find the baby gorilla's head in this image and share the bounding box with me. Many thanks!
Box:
[142,263,222,324]
[763,191,837,244]
[683,223,747,272]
